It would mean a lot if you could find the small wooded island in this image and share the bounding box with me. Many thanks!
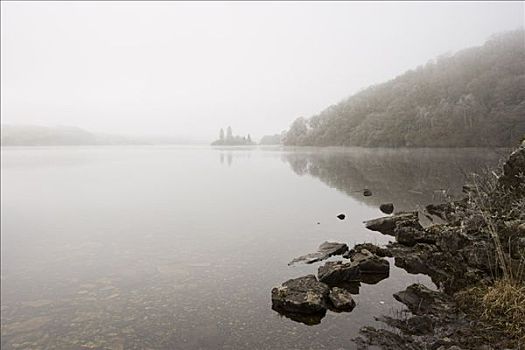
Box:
[211,126,255,146]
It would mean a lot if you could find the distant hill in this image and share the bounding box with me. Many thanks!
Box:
[284,30,525,147]
[0,125,195,146]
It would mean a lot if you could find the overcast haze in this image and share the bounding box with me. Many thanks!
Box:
[1,1,523,142]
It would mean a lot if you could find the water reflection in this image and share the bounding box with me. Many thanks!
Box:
[272,307,327,326]
[216,148,255,166]
[282,148,506,211]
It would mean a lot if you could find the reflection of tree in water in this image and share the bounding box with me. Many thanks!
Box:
[217,149,255,167]
[282,148,506,211]
[217,152,234,166]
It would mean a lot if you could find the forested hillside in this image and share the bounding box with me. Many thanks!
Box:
[284,30,525,147]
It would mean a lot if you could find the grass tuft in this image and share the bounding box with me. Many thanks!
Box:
[481,279,525,343]
[456,279,525,347]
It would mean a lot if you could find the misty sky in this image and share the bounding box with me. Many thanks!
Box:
[1,1,524,141]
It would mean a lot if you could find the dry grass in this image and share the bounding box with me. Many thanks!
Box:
[456,279,525,347]
[455,162,525,347]
[482,280,525,341]
[467,168,525,281]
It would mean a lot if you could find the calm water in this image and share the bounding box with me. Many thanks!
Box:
[1,146,505,350]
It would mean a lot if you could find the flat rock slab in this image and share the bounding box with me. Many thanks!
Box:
[318,248,390,285]
[318,261,361,284]
[364,211,421,236]
[288,241,348,265]
[271,274,330,315]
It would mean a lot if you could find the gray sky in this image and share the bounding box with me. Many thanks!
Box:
[1,1,524,141]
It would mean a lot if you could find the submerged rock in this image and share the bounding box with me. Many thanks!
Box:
[318,261,360,284]
[379,203,394,214]
[377,315,434,335]
[288,241,348,265]
[328,287,356,312]
[337,213,346,220]
[364,211,421,236]
[355,326,421,350]
[271,275,330,315]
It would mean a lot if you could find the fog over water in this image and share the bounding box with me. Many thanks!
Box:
[1,1,523,141]
[1,146,505,349]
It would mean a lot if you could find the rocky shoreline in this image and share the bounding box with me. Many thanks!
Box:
[271,142,525,349]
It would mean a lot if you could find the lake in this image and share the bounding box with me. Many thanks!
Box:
[0,146,505,349]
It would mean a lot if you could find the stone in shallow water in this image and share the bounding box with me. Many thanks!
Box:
[337,213,346,220]
[318,248,390,286]
[351,249,390,275]
[344,243,393,259]
[379,203,394,214]
[328,287,356,312]
[318,261,360,284]
[271,274,330,315]
[288,241,348,265]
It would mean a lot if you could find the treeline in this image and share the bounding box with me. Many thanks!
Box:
[211,126,255,146]
[259,132,285,145]
[284,30,525,147]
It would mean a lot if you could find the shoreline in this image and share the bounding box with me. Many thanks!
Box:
[272,141,525,349]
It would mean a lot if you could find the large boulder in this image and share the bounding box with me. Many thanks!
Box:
[288,241,348,265]
[271,275,330,315]
[318,261,360,284]
[364,211,421,236]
